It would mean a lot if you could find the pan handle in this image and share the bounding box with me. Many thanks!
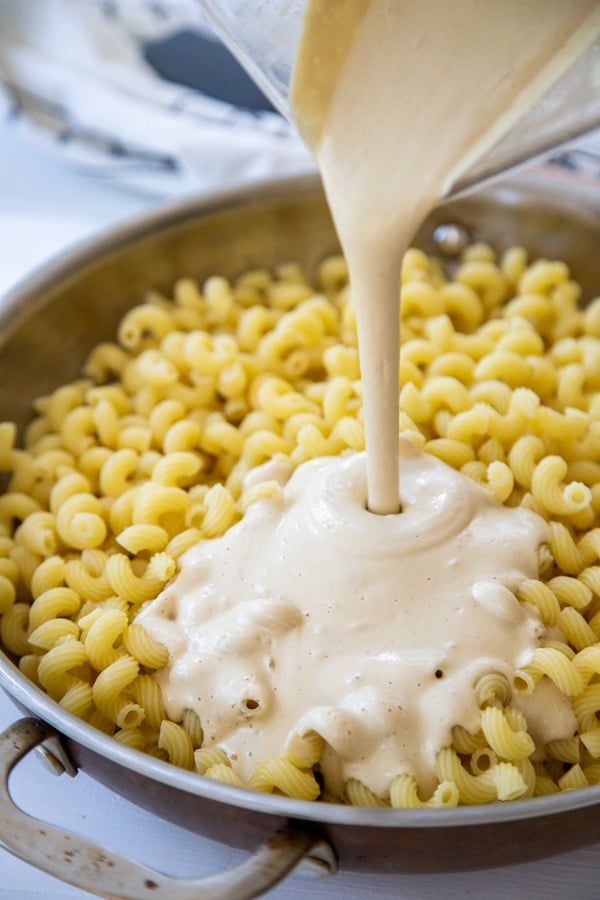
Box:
[0,718,337,899]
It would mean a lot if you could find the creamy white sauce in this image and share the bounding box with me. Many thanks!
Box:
[514,678,577,760]
[135,1,598,794]
[137,440,575,795]
[292,0,600,513]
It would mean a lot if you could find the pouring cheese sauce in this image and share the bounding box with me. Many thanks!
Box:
[137,1,599,795]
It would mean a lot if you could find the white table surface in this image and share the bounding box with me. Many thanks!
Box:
[1,120,600,900]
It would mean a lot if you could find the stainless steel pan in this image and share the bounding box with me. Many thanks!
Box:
[0,173,599,898]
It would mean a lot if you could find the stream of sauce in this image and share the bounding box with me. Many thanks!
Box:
[136,2,600,794]
[292,0,600,514]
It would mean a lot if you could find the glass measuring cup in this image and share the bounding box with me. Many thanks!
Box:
[197,0,600,198]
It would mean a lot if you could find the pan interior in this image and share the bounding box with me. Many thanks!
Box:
[0,173,599,832]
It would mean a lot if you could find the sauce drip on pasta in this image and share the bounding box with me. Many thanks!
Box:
[137,440,576,795]
[2,237,598,803]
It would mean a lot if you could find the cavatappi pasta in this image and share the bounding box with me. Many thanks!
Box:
[1,242,599,807]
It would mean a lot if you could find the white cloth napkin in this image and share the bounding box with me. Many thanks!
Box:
[0,0,315,198]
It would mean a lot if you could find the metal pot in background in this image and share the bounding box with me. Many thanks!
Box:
[0,174,599,898]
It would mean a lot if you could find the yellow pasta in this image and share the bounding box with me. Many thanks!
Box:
[491,762,529,802]
[0,243,598,807]
[389,774,459,809]
[558,764,588,792]
[435,748,527,805]
[573,645,600,686]
[534,775,561,797]
[104,553,173,606]
[516,579,560,627]
[65,554,113,603]
[30,556,66,597]
[451,725,488,755]
[118,304,176,351]
[164,527,204,560]
[116,524,169,555]
[15,511,58,557]
[113,727,148,752]
[480,706,535,761]
[55,493,107,550]
[248,758,320,800]
[284,730,325,769]
[344,779,389,808]
[181,708,204,749]
[92,655,142,728]
[240,480,283,513]
[123,623,169,670]
[132,674,165,732]
[194,747,230,775]
[59,680,94,718]
[37,637,88,701]
[28,618,80,650]
[0,576,16,615]
[548,575,592,611]
[158,720,195,770]
[572,685,600,733]
[520,647,585,696]
[531,456,591,517]
[546,736,580,765]
[580,729,600,759]
[557,607,597,651]
[201,484,239,538]
[205,763,246,788]
[474,672,512,707]
[470,747,498,777]
[0,493,41,535]
[1,603,30,656]
[84,609,128,671]
[28,587,81,632]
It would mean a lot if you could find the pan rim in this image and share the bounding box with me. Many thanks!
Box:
[3,648,600,830]
[1,171,600,833]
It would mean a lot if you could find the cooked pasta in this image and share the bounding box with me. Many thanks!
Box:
[248,757,321,801]
[389,774,459,808]
[158,720,195,770]
[0,241,599,807]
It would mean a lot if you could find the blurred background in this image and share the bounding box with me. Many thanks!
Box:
[0,0,313,296]
[2,0,600,296]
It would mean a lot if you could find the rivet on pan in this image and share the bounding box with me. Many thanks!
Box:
[433,223,471,256]
[34,736,77,777]
[297,839,338,878]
